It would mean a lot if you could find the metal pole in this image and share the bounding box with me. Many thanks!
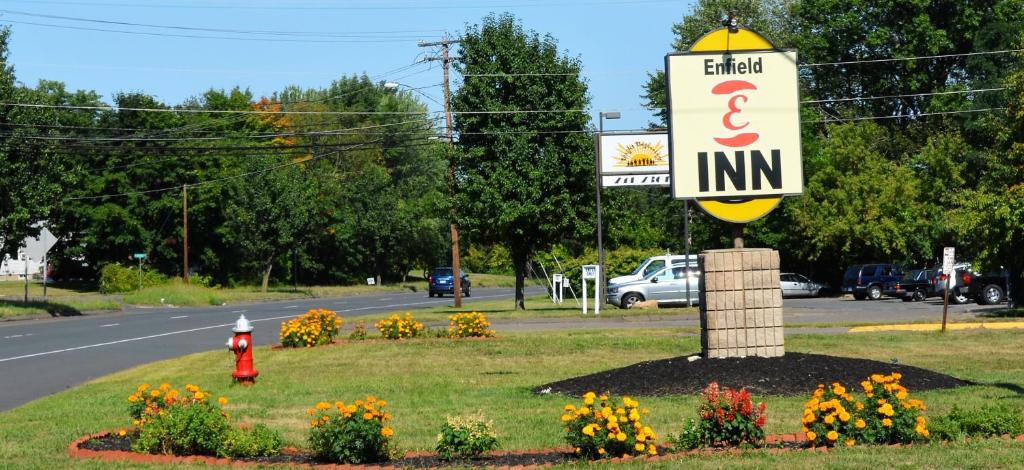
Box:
[596,115,604,312]
[732,223,744,249]
[23,252,28,303]
[685,200,691,307]
[42,229,48,302]
[138,256,143,291]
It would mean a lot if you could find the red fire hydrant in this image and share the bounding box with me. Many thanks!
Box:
[226,314,259,385]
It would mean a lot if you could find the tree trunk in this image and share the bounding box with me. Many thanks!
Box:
[261,261,273,293]
[1009,264,1023,309]
[512,249,527,310]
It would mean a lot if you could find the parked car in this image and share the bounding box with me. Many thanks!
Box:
[780,273,828,297]
[607,265,700,309]
[932,263,974,304]
[428,267,470,298]
[883,268,937,302]
[841,264,903,300]
[608,254,698,286]
[962,269,1009,305]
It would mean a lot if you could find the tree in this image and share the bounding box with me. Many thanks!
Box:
[452,14,593,309]
[219,155,318,292]
[0,27,93,259]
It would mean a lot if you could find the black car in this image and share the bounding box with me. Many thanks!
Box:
[962,269,1009,305]
[428,267,470,298]
[842,264,903,300]
[883,268,937,302]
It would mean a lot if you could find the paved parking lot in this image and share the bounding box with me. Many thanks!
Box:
[781,295,1006,324]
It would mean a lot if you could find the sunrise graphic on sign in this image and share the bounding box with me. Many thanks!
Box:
[613,140,667,168]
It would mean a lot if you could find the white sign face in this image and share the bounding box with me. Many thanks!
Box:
[552,273,563,283]
[22,227,57,261]
[581,265,599,280]
[942,247,955,275]
[666,50,802,199]
[601,174,671,187]
[366,277,376,285]
[599,133,669,174]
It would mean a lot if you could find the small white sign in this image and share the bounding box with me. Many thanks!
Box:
[942,247,955,275]
[582,265,599,280]
[366,277,376,285]
[552,273,563,283]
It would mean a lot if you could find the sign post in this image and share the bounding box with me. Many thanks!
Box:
[133,253,147,291]
[551,273,565,304]
[581,265,599,315]
[941,247,955,332]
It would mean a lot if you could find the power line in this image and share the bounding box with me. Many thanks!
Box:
[0,102,588,115]
[804,107,1007,124]
[803,48,1024,67]
[801,87,1006,104]
[0,9,441,38]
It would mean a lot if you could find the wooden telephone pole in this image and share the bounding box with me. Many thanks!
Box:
[420,33,464,307]
[182,184,189,284]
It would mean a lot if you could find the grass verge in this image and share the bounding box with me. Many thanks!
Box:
[355,294,699,323]
[2,328,1022,469]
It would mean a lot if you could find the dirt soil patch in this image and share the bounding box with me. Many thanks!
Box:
[533,352,973,397]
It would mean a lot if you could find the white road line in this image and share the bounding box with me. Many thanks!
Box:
[4,334,24,339]
[169,315,188,319]
[100,323,119,328]
[283,305,298,309]
[0,292,516,363]
[230,310,247,314]
[379,298,392,301]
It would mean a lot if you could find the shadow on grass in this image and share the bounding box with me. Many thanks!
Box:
[0,299,83,317]
[979,308,1024,318]
[978,382,1024,396]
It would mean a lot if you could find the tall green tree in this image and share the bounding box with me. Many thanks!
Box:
[0,27,95,259]
[452,13,593,309]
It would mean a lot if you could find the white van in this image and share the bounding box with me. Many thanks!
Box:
[608,254,698,286]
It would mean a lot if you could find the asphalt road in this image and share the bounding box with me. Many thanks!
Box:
[0,290,1004,412]
[0,287,529,412]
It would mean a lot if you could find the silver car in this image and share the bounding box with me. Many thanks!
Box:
[606,265,700,309]
[780,273,828,298]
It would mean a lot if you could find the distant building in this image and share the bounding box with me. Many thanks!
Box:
[0,226,54,280]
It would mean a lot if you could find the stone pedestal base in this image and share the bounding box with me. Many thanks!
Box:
[699,248,784,358]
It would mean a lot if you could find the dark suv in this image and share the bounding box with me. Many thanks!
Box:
[842,264,903,300]
[428,267,470,298]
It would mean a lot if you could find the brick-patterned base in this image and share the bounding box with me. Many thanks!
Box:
[699,248,785,358]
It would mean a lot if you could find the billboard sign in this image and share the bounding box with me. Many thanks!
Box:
[598,132,669,186]
[666,49,802,201]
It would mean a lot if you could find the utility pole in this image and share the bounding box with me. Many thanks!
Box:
[182,184,189,284]
[420,33,464,307]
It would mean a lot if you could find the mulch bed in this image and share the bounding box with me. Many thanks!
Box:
[533,352,973,397]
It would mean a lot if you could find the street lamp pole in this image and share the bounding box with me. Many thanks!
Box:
[597,111,620,306]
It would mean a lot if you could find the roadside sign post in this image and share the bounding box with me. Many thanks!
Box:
[581,265,599,315]
[134,253,147,291]
[551,273,565,304]
[941,247,955,332]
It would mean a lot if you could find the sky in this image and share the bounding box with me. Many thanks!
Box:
[1,0,696,132]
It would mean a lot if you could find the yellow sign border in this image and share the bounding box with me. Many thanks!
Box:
[684,27,787,224]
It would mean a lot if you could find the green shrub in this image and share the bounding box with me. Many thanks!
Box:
[132,397,231,456]
[668,418,702,450]
[930,404,1024,440]
[307,396,393,464]
[348,321,368,340]
[435,413,499,460]
[462,244,513,275]
[99,264,167,293]
[219,424,283,458]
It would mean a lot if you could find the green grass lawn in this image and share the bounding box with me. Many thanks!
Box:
[353,294,699,324]
[1,328,1022,469]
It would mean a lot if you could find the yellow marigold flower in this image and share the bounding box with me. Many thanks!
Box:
[870,374,884,383]
[824,415,835,425]
[564,404,576,412]
[363,412,374,420]
[826,431,838,441]
[882,418,892,427]
[138,383,150,392]
[310,419,319,427]
[634,443,645,451]
[575,447,581,454]
[346,405,358,414]
[917,416,927,426]
[616,432,626,442]
[118,429,127,437]
[831,383,846,395]
[597,448,606,455]
[582,425,596,437]
[307,408,315,416]
[561,414,572,422]
[194,391,205,400]
[845,438,855,447]
[128,395,138,403]
[321,415,329,422]
[856,402,865,411]
[577,406,590,416]
[607,415,618,424]
[149,390,160,398]
[583,396,595,405]
[647,445,657,456]
[892,372,902,380]
[629,411,640,422]
[377,400,387,408]
[159,383,171,391]
[855,418,866,429]
[839,412,850,422]
[896,390,908,400]
[218,396,228,406]
[381,427,394,438]
[806,431,817,441]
